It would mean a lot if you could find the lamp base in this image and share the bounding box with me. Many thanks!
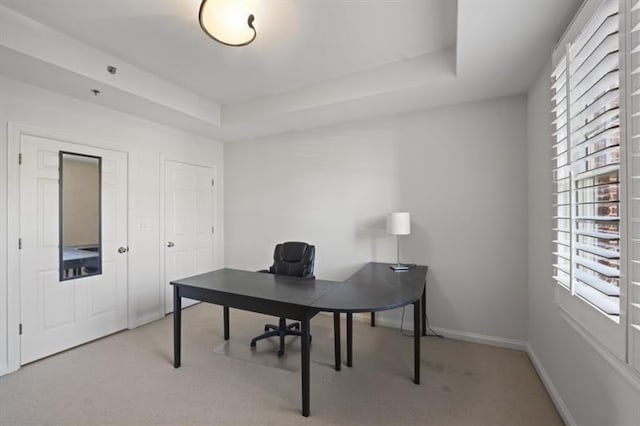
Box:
[390,264,410,272]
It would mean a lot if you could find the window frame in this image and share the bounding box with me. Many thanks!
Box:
[552,0,629,363]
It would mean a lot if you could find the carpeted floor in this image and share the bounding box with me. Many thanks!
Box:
[0,304,562,425]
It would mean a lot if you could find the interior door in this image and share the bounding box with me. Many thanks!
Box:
[19,134,128,364]
[164,161,215,313]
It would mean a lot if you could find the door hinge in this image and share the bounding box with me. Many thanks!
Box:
[18,238,22,250]
[211,179,215,187]
[19,324,22,335]
[211,226,215,234]
[18,153,22,165]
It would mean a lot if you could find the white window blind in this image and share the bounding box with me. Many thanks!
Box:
[552,55,571,289]
[628,0,640,371]
[552,0,622,318]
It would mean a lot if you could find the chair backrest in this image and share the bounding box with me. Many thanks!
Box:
[268,242,315,278]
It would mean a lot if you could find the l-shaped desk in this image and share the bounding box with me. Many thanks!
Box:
[171,262,429,417]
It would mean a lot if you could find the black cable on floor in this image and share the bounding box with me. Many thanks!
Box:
[400,306,443,338]
[400,277,443,338]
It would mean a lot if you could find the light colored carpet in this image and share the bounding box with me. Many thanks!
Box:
[0,304,562,425]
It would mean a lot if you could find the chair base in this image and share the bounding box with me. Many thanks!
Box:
[250,318,311,357]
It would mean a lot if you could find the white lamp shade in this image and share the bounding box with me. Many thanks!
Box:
[387,212,411,235]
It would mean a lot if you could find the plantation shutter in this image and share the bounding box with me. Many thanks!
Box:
[627,0,640,370]
[552,55,571,289]
[552,0,622,317]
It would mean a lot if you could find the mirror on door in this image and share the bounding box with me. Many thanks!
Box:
[59,151,102,281]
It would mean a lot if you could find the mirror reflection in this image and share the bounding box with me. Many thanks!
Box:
[59,151,102,281]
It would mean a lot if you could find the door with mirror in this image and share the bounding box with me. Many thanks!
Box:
[59,151,103,281]
[19,134,128,364]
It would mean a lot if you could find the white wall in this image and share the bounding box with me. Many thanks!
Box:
[0,76,224,375]
[225,95,528,344]
[527,62,640,426]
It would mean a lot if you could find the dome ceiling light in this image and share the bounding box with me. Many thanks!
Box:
[198,0,256,47]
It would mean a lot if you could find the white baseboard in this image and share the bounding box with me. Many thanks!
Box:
[429,326,528,351]
[130,312,164,329]
[526,343,576,426]
[345,312,528,351]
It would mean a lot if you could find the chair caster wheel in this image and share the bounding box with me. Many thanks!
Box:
[278,350,284,357]
[264,326,270,332]
[250,341,256,348]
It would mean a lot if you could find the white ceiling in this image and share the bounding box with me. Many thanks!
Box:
[0,0,583,141]
[0,0,456,104]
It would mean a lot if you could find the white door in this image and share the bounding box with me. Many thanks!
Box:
[164,161,215,313]
[20,135,128,364]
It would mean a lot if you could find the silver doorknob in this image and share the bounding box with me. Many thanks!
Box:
[118,246,128,254]
[167,241,175,248]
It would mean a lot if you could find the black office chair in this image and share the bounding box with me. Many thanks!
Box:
[250,241,315,357]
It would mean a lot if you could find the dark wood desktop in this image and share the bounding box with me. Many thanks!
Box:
[171,262,428,417]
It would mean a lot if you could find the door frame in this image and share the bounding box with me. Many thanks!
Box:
[6,122,131,374]
[158,157,219,315]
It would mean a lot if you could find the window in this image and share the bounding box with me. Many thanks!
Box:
[552,0,630,363]
[552,0,622,319]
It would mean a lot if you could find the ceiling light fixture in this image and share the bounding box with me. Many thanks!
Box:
[198,0,256,47]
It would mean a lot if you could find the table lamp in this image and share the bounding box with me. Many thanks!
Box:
[387,212,411,271]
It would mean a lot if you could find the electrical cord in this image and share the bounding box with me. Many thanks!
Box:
[400,278,443,338]
[400,306,443,338]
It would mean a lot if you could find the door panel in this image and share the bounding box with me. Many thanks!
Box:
[90,262,117,317]
[42,270,75,329]
[20,135,128,364]
[164,161,215,313]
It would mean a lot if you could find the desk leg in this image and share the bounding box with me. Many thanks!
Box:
[371,312,376,327]
[421,283,427,337]
[173,286,181,368]
[346,313,353,367]
[223,306,230,340]
[333,312,341,371]
[301,315,311,417]
[414,300,420,384]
